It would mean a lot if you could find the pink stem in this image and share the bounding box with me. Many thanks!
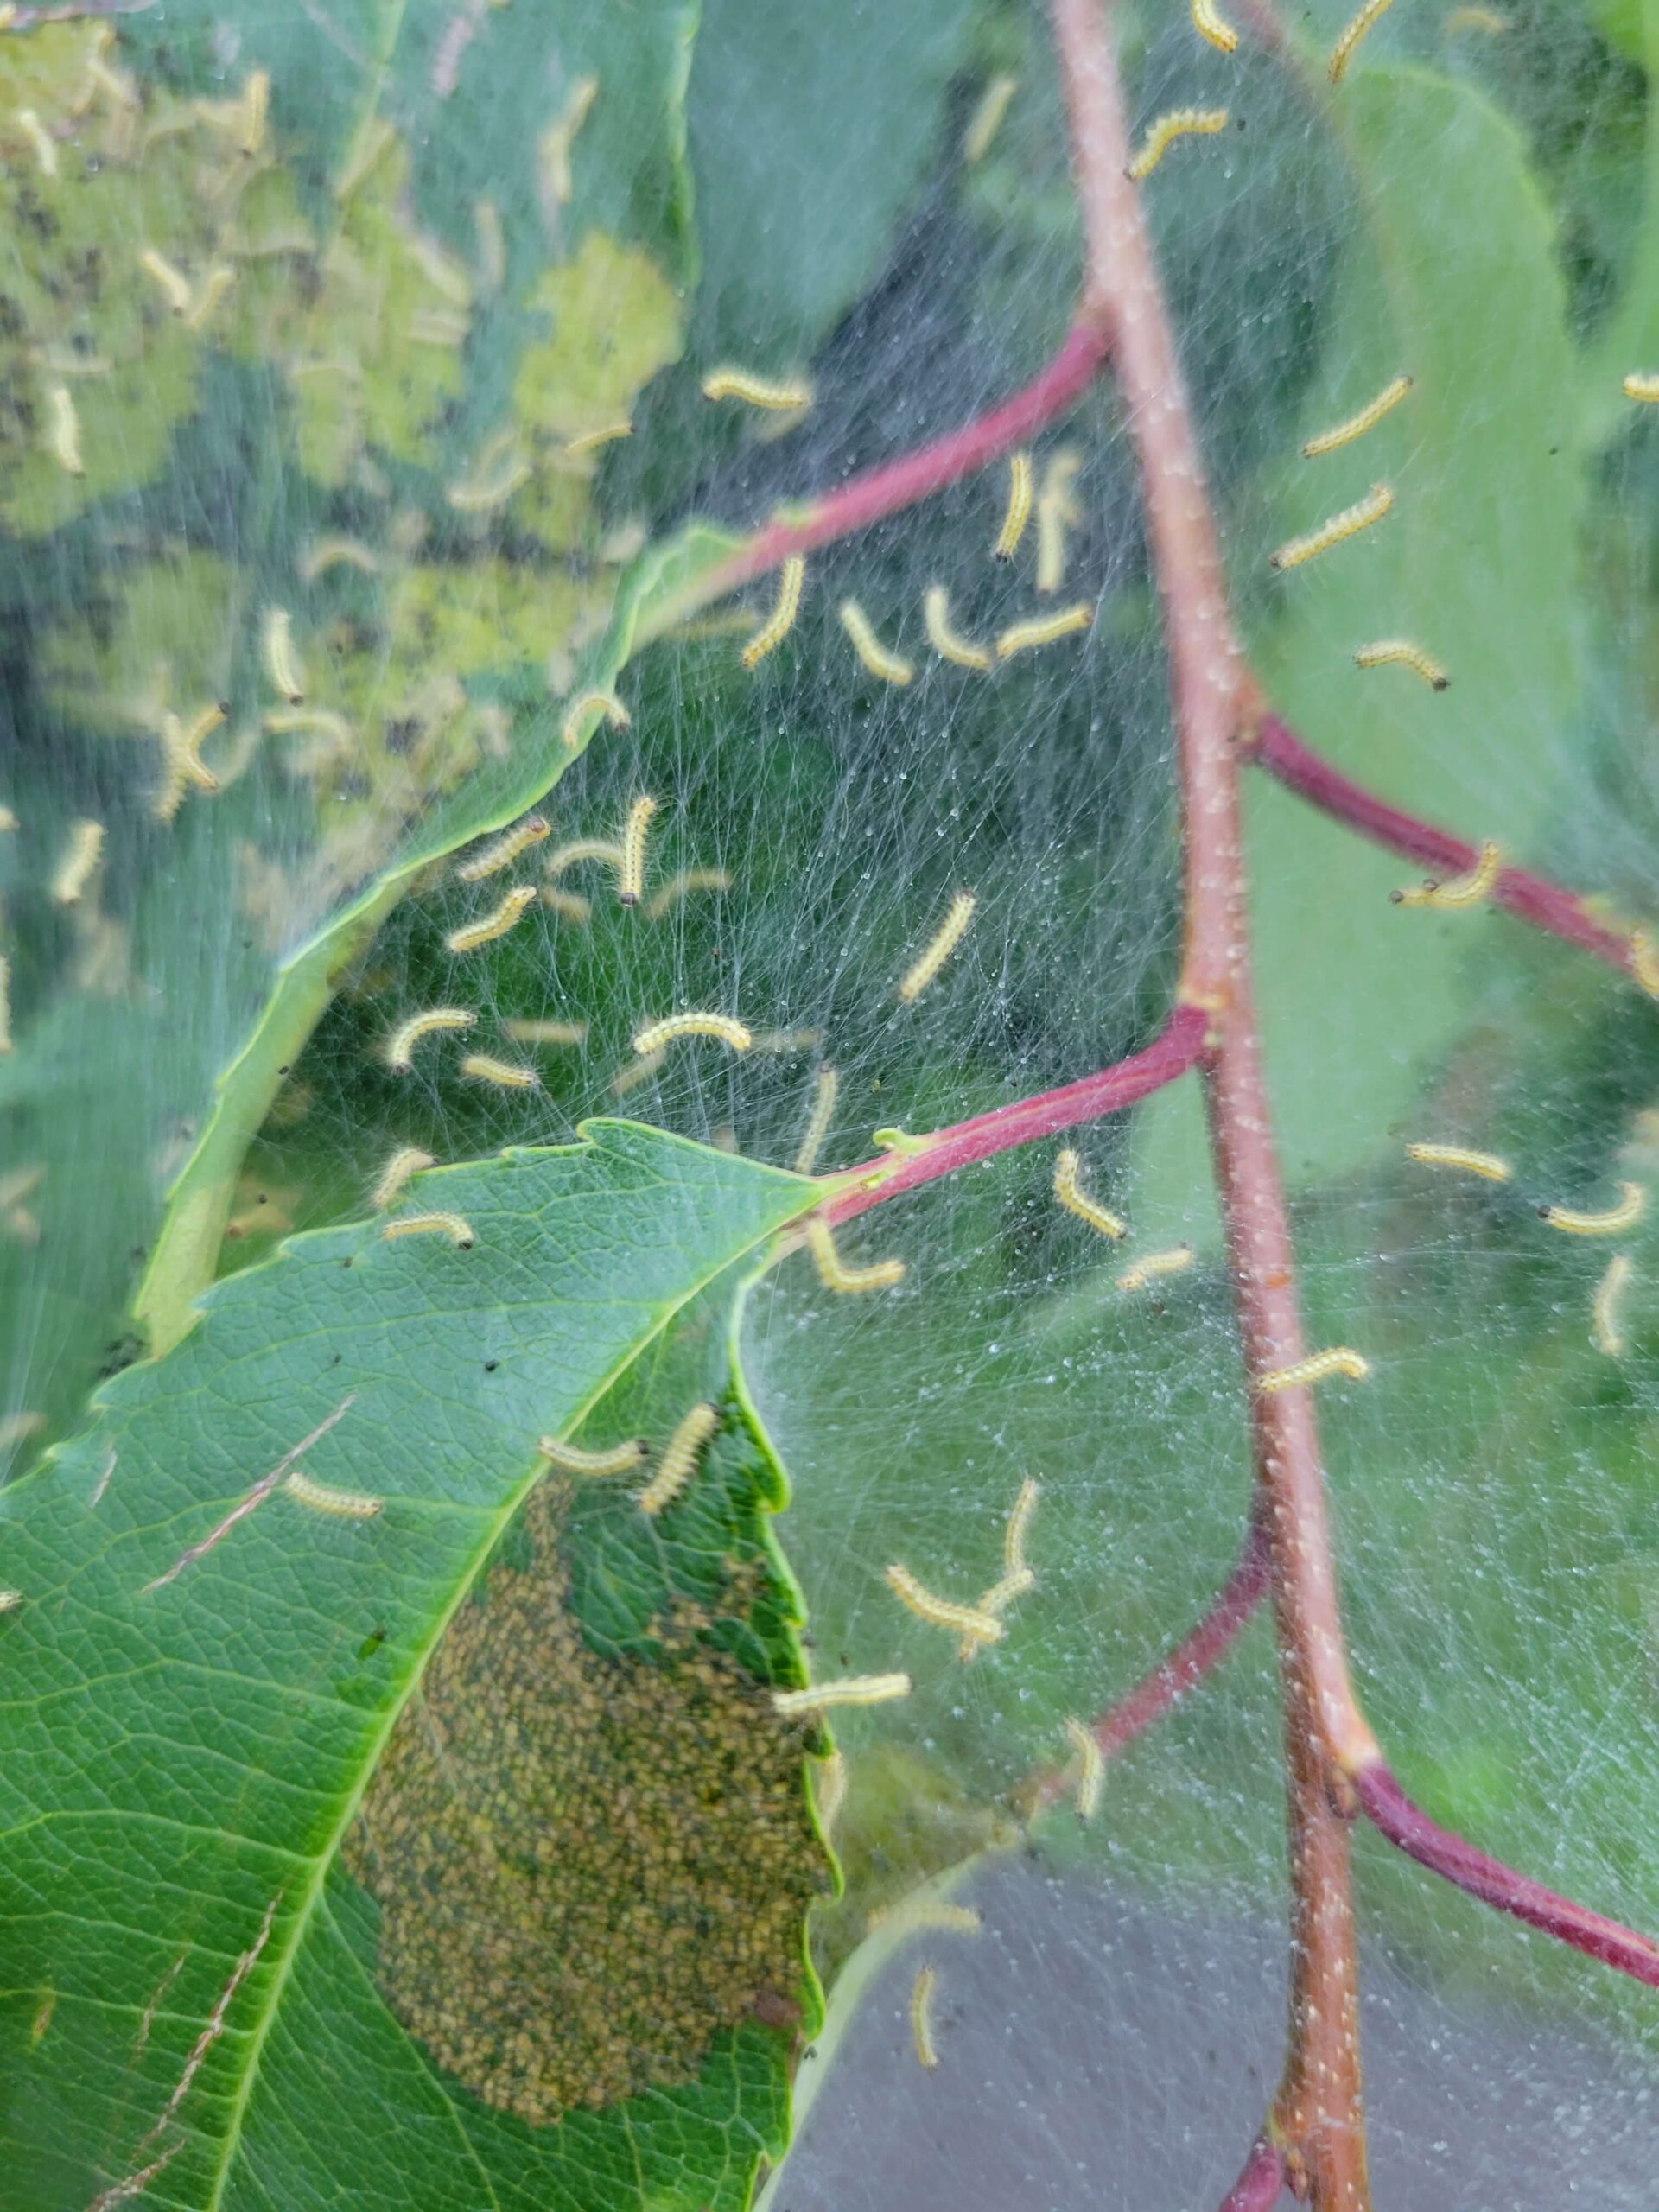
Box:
[684,319,1112,607]
[1250,714,1640,980]
[1219,2139,1287,2212]
[1352,1761,1659,1989]
[823,1001,1208,1227]
[1028,1506,1269,1813]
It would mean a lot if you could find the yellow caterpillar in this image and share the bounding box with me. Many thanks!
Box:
[1257,1347,1370,1392]
[1127,107,1229,181]
[1302,374,1412,457]
[899,891,976,1002]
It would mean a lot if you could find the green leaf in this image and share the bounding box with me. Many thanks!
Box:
[0,1122,825,2212]
[1133,60,1584,1236]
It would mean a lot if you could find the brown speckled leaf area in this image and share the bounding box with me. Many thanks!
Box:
[348,1478,829,2123]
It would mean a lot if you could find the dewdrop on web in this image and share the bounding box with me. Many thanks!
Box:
[898,891,976,1002]
[1127,107,1229,182]
[741,556,805,670]
[1302,374,1412,458]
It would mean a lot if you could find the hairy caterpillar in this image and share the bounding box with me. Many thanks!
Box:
[539,76,598,206]
[794,1067,840,1175]
[283,1469,382,1519]
[884,1562,1004,1647]
[1116,1244,1193,1293]
[838,599,914,685]
[502,1018,588,1045]
[301,539,378,583]
[1269,483,1393,570]
[1192,0,1240,52]
[385,1007,474,1069]
[637,1401,721,1516]
[1630,927,1659,997]
[1592,1254,1634,1356]
[741,556,806,670]
[1052,1148,1127,1239]
[1538,1182,1646,1236]
[541,888,593,925]
[563,420,632,455]
[1622,372,1659,404]
[1302,374,1413,457]
[46,385,82,476]
[923,585,992,671]
[611,1049,664,1098]
[1353,639,1447,690]
[455,816,550,881]
[383,1212,474,1247]
[814,1748,849,1833]
[184,266,237,333]
[17,106,56,176]
[444,882,537,952]
[632,1011,752,1054]
[460,1052,539,1090]
[963,72,1018,162]
[1036,450,1083,594]
[910,1966,939,2071]
[1064,1717,1104,1820]
[1404,1142,1510,1183]
[995,451,1033,561]
[1329,0,1396,81]
[1392,840,1501,910]
[643,868,733,919]
[537,1434,648,1476]
[139,247,193,315]
[702,366,814,410]
[52,819,104,906]
[619,794,658,906]
[446,447,531,512]
[1257,1347,1370,1392]
[806,1218,906,1293]
[1004,1476,1040,1575]
[996,603,1092,657]
[560,689,630,751]
[371,1147,435,1211]
[898,891,977,1002]
[865,1900,982,1936]
[545,837,624,878]
[1127,107,1229,181]
[261,607,305,704]
[772,1674,912,1716]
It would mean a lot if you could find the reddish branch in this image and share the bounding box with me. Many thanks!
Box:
[1249,714,1645,981]
[1049,2,1375,2202]
[823,1003,1206,1226]
[1351,1762,1659,1988]
[1026,1505,1269,1815]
